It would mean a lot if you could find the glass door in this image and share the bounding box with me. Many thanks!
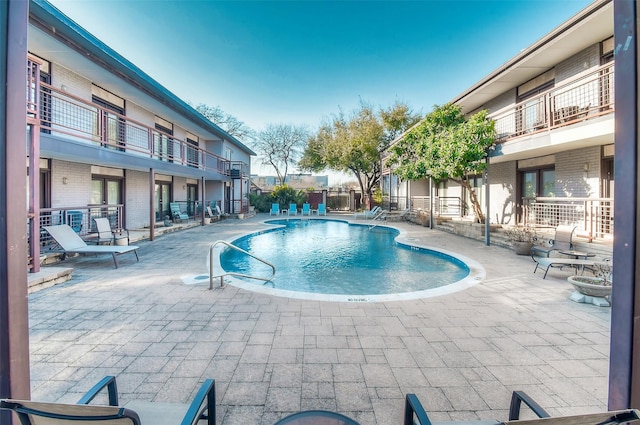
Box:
[91,177,122,228]
[154,183,171,222]
[187,184,198,216]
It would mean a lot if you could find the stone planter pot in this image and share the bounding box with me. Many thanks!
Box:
[512,241,533,255]
[203,217,211,224]
[567,276,612,298]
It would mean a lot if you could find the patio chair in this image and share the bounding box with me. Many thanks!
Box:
[404,390,640,425]
[530,225,576,260]
[44,224,139,269]
[0,375,216,425]
[301,203,311,216]
[533,256,595,279]
[316,203,327,216]
[206,206,221,221]
[287,203,298,216]
[169,202,189,222]
[90,217,130,246]
[66,210,84,233]
[270,203,280,216]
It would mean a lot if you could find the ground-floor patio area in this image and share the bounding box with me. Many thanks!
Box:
[27,214,612,425]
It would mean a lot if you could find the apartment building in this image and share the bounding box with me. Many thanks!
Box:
[384,0,614,241]
[26,0,255,270]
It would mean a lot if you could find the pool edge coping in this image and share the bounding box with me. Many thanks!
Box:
[190,217,486,302]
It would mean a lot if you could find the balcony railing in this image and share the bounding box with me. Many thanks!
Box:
[523,197,613,241]
[491,63,614,141]
[27,58,247,176]
[35,204,125,250]
[409,196,463,217]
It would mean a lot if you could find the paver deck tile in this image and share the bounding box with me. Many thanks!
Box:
[28,216,611,424]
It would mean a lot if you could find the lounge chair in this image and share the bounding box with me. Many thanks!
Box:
[169,202,189,222]
[405,390,640,425]
[90,217,130,245]
[1,375,215,425]
[533,256,595,279]
[530,225,576,259]
[353,206,382,219]
[287,203,298,216]
[301,203,311,216]
[316,203,327,216]
[270,203,280,216]
[45,224,139,269]
[206,206,221,221]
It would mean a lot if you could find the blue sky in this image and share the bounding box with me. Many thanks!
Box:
[47,0,593,136]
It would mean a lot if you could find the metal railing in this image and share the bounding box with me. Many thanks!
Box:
[26,58,248,177]
[491,63,614,141]
[409,196,463,217]
[523,197,613,241]
[209,240,275,289]
[36,204,124,250]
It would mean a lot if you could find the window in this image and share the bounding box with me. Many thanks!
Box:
[186,132,199,168]
[92,86,125,151]
[516,69,555,133]
[154,116,174,162]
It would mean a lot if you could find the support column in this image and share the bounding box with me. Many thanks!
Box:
[609,0,639,410]
[484,156,491,246]
[0,0,31,414]
[149,168,155,241]
[201,176,205,225]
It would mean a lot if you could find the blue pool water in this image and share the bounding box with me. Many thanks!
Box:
[219,219,470,296]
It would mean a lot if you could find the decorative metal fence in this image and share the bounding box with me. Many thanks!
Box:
[523,197,613,240]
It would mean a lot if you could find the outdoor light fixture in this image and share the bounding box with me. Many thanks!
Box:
[62,177,68,185]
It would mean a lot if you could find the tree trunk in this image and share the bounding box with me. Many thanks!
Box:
[454,178,485,223]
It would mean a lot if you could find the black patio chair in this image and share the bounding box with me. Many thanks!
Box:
[1,375,215,425]
[404,391,640,425]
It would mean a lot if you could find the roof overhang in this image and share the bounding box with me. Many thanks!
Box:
[28,0,256,156]
[451,0,613,114]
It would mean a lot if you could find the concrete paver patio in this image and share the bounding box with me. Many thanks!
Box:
[28,215,611,425]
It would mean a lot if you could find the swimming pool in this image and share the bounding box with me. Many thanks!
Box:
[215,219,485,302]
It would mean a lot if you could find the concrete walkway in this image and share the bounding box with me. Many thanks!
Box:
[28,214,611,425]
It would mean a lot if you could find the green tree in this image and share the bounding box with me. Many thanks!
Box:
[254,124,309,186]
[300,100,420,208]
[386,103,495,223]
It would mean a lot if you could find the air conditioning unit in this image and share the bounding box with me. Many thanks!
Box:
[230,169,241,178]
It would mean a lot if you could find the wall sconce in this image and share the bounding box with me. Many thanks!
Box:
[61,84,68,92]
[62,177,68,185]
[583,163,590,172]
[183,185,186,190]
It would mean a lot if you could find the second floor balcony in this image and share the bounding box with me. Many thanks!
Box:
[491,63,614,141]
[27,60,249,179]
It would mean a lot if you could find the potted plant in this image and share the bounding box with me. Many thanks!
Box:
[504,226,537,255]
[567,259,612,304]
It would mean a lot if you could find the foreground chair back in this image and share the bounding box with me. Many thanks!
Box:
[301,203,311,216]
[1,376,215,425]
[317,203,327,216]
[270,203,280,216]
[288,203,298,215]
[404,391,640,425]
[1,400,142,425]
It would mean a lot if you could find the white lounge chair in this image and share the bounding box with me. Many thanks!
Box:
[45,224,139,268]
[533,256,595,279]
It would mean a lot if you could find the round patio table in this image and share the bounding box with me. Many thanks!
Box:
[273,410,360,425]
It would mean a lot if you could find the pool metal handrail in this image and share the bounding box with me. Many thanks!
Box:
[368,209,388,230]
[209,240,276,289]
